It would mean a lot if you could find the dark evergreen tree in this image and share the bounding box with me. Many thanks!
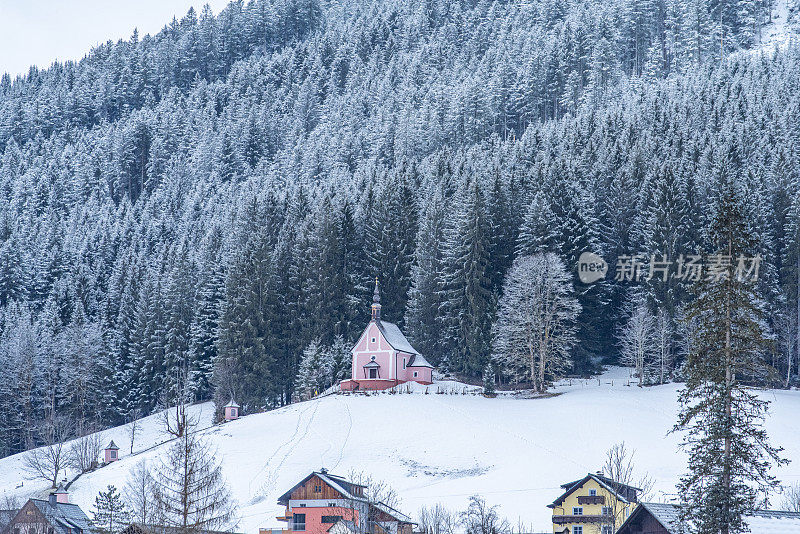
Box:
[674,169,788,534]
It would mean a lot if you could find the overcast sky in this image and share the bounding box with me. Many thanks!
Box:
[0,0,232,78]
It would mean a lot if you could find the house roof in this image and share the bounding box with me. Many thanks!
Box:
[548,473,640,508]
[370,501,414,524]
[277,471,367,505]
[406,353,433,368]
[375,321,420,356]
[225,399,241,409]
[30,499,93,534]
[618,503,800,534]
[0,510,17,532]
[106,440,119,450]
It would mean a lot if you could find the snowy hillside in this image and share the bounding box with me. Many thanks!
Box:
[1,368,799,534]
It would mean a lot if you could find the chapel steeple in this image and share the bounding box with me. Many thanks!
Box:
[371,277,381,321]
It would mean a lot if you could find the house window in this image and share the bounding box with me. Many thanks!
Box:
[572,527,582,534]
[314,485,322,492]
[328,503,336,507]
[572,507,583,516]
[110,450,116,459]
[601,526,613,534]
[369,368,378,379]
[321,516,343,524]
[403,358,406,369]
[589,489,596,496]
[601,507,612,516]
[413,371,418,377]
[292,513,306,531]
[231,408,237,417]
[371,337,376,343]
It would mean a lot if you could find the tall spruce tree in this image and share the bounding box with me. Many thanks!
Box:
[440,178,493,376]
[674,170,788,534]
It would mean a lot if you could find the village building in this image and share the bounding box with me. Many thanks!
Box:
[224,399,241,422]
[272,469,414,534]
[340,280,433,392]
[103,441,119,464]
[616,502,800,534]
[120,524,243,534]
[547,472,641,534]
[0,486,92,534]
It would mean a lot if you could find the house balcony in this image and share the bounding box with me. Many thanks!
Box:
[552,514,613,525]
[577,495,605,505]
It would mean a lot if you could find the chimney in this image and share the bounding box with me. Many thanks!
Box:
[52,483,69,504]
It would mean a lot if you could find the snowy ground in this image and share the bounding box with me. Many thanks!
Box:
[1,367,799,534]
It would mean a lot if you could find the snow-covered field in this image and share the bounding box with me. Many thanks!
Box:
[1,367,799,534]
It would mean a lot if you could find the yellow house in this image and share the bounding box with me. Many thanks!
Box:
[547,472,640,534]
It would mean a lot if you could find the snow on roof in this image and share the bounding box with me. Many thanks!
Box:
[376,321,420,355]
[106,440,119,450]
[278,471,367,504]
[638,502,681,531]
[31,499,93,534]
[630,503,800,534]
[225,399,241,408]
[549,473,638,508]
[371,501,414,524]
[746,510,800,533]
[407,353,433,368]
[0,510,17,532]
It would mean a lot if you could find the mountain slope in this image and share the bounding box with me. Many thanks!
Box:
[1,368,799,533]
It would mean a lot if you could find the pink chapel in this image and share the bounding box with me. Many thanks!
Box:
[340,279,434,391]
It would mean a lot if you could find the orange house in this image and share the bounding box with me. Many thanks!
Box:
[273,469,413,534]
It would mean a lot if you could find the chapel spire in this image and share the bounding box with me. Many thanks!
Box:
[371,277,381,321]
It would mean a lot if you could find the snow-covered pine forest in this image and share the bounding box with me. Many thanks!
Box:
[1,0,799,458]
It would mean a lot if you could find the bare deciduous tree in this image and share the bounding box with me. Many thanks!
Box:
[782,482,800,512]
[492,253,581,393]
[344,470,402,534]
[600,442,654,533]
[418,504,456,534]
[68,431,104,473]
[23,416,72,488]
[124,460,159,526]
[460,496,510,534]
[126,409,142,454]
[655,310,674,385]
[160,365,194,438]
[618,298,658,387]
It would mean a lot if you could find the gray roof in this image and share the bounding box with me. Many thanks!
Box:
[376,321,420,356]
[639,502,681,531]
[0,510,17,532]
[278,471,367,504]
[106,440,119,450]
[371,501,414,524]
[407,353,433,368]
[30,499,93,534]
[625,503,800,534]
[549,473,639,508]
